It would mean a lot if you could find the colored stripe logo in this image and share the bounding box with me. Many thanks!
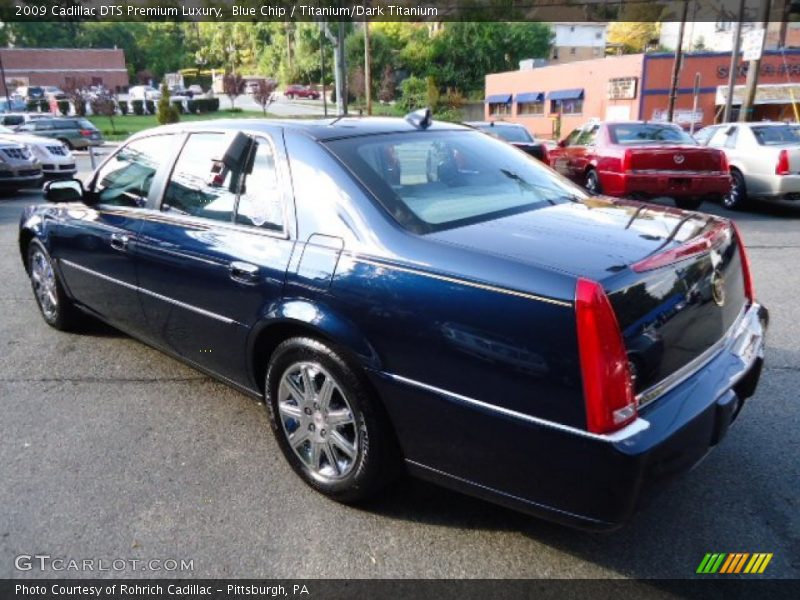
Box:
[697,553,773,574]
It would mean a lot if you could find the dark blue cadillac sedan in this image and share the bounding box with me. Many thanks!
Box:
[19,113,767,530]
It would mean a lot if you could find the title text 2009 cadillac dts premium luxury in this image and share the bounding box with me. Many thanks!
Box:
[19,114,767,530]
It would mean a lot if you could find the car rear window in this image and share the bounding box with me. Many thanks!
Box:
[482,125,534,143]
[751,125,800,145]
[609,123,696,145]
[78,119,95,129]
[326,130,586,233]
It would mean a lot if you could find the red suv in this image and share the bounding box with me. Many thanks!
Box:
[285,85,320,100]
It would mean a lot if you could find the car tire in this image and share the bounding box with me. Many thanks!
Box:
[27,240,82,331]
[584,168,602,195]
[674,197,704,211]
[265,336,399,504]
[722,169,748,210]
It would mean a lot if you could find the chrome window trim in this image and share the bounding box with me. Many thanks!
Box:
[60,259,239,326]
[386,372,650,443]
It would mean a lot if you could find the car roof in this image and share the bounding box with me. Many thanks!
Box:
[464,121,526,128]
[136,116,468,142]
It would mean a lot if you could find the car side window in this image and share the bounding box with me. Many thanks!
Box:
[707,128,729,149]
[724,126,738,149]
[93,135,177,208]
[235,136,283,231]
[34,121,53,131]
[575,125,598,146]
[162,132,240,222]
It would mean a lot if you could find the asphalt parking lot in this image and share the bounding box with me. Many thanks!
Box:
[0,183,798,580]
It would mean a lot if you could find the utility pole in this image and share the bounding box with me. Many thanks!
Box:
[322,21,347,116]
[364,21,372,115]
[666,0,689,122]
[319,27,328,117]
[723,0,746,123]
[0,50,9,106]
[739,0,773,122]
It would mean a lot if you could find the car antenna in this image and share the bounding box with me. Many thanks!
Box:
[405,107,432,130]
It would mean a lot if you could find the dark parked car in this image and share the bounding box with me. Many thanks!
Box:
[17,117,103,150]
[465,121,550,164]
[20,114,767,530]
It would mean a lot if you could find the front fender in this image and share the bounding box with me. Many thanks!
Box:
[18,207,50,270]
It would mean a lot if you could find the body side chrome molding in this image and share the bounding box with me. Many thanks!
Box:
[60,259,239,326]
[351,254,573,308]
[386,372,650,443]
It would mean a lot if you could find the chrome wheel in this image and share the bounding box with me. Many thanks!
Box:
[585,170,601,194]
[30,247,58,321]
[723,171,746,210]
[277,361,358,480]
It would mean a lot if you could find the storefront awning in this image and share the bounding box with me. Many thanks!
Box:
[515,92,544,103]
[716,83,800,106]
[548,89,584,101]
[485,93,512,104]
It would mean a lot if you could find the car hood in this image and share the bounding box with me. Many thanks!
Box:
[0,133,49,148]
[426,196,717,281]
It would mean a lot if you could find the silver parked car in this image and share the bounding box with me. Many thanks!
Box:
[694,121,800,210]
[0,140,43,191]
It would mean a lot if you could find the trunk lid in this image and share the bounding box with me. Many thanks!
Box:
[626,145,725,172]
[428,197,748,399]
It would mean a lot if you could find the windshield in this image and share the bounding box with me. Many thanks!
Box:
[326,130,588,233]
[481,125,534,143]
[609,123,696,145]
[751,125,800,146]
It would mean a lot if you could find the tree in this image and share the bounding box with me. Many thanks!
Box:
[156,83,180,125]
[89,92,117,134]
[399,76,427,111]
[378,65,396,103]
[607,5,664,54]
[223,73,245,109]
[252,79,277,115]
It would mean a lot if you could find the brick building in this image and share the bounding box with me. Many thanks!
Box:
[0,48,128,92]
[485,49,800,139]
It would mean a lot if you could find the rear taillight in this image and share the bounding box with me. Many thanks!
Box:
[575,278,636,434]
[718,151,729,173]
[79,129,93,137]
[776,149,790,175]
[730,221,755,302]
[541,146,550,166]
[632,221,729,272]
[621,149,632,172]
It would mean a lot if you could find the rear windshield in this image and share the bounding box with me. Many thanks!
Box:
[751,125,800,145]
[481,125,534,143]
[326,130,587,233]
[609,123,696,145]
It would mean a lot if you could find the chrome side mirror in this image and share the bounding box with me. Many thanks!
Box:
[43,178,84,204]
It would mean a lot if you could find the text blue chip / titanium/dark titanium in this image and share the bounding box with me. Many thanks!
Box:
[19,115,767,530]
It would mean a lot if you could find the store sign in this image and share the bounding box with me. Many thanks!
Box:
[716,84,800,105]
[717,61,800,78]
[651,108,704,125]
[741,29,765,61]
[608,77,637,100]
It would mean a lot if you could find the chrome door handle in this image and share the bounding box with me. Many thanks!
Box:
[229,261,259,283]
[110,233,129,252]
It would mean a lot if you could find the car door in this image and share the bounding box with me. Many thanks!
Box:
[51,133,180,333]
[567,124,599,182]
[549,129,580,177]
[135,129,295,387]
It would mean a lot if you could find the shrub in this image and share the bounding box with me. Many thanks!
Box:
[26,100,39,112]
[131,99,144,115]
[145,99,156,115]
[156,83,180,125]
[118,100,128,115]
[57,100,70,116]
[398,76,427,111]
[170,99,184,115]
[186,99,198,114]
[208,97,220,112]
